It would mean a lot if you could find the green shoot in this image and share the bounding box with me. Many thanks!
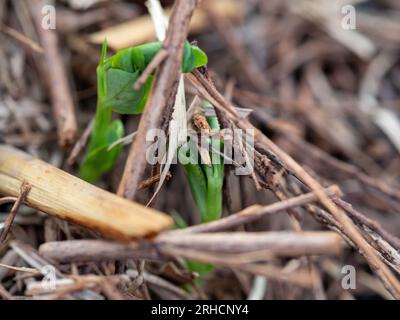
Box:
[179,101,225,277]
[79,40,124,182]
[180,102,224,223]
[80,40,208,183]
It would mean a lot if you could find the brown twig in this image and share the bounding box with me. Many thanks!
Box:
[39,230,343,264]
[283,132,400,202]
[157,231,344,256]
[309,203,400,275]
[0,181,31,243]
[0,251,19,282]
[133,48,168,91]
[236,264,314,289]
[126,269,192,300]
[0,197,18,206]
[39,240,161,263]
[0,283,13,300]
[28,0,78,147]
[206,8,270,92]
[138,172,172,191]
[173,185,340,234]
[66,119,94,166]
[117,0,199,200]
[0,24,44,54]
[10,240,104,299]
[334,198,400,251]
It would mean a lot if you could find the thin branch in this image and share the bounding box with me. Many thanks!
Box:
[39,231,344,264]
[66,119,94,166]
[206,8,269,91]
[117,0,199,200]
[157,231,344,256]
[0,197,18,206]
[0,283,13,300]
[138,172,172,191]
[0,181,31,243]
[39,240,161,263]
[28,0,78,147]
[0,24,44,54]
[173,185,340,234]
[133,48,168,91]
[334,198,400,251]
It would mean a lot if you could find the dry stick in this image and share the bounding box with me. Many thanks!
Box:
[133,48,168,90]
[283,133,400,201]
[187,70,400,299]
[117,0,199,200]
[66,119,94,166]
[0,181,31,243]
[0,144,172,241]
[39,231,343,263]
[126,269,192,300]
[334,198,400,252]
[0,24,44,54]
[0,283,13,300]
[269,122,400,267]
[26,272,191,300]
[206,8,270,92]
[138,172,172,191]
[98,279,126,300]
[172,185,340,234]
[0,251,19,282]
[159,245,316,288]
[0,263,38,274]
[10,240,104,300]
[157,231,343,256]
[309,203,400,275]
[273,187,326,300]
[29,0,77,147]
[39,240,161,263]
[236,264,314,288]
[0,197,17,205]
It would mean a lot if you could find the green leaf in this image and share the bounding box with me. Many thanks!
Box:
[111,50,133,73]
[130,47,146,71]
[104,68,153,114]
[137,42,163,65]
[182,42,197,73]
[187,260,214,275]
[192,46,208,68]
[110,47,146,73]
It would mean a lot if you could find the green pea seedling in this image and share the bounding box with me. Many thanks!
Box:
[80,40,208,182]
[179,101,224,277]
[80,39,223,280]
[179,105,224,223]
